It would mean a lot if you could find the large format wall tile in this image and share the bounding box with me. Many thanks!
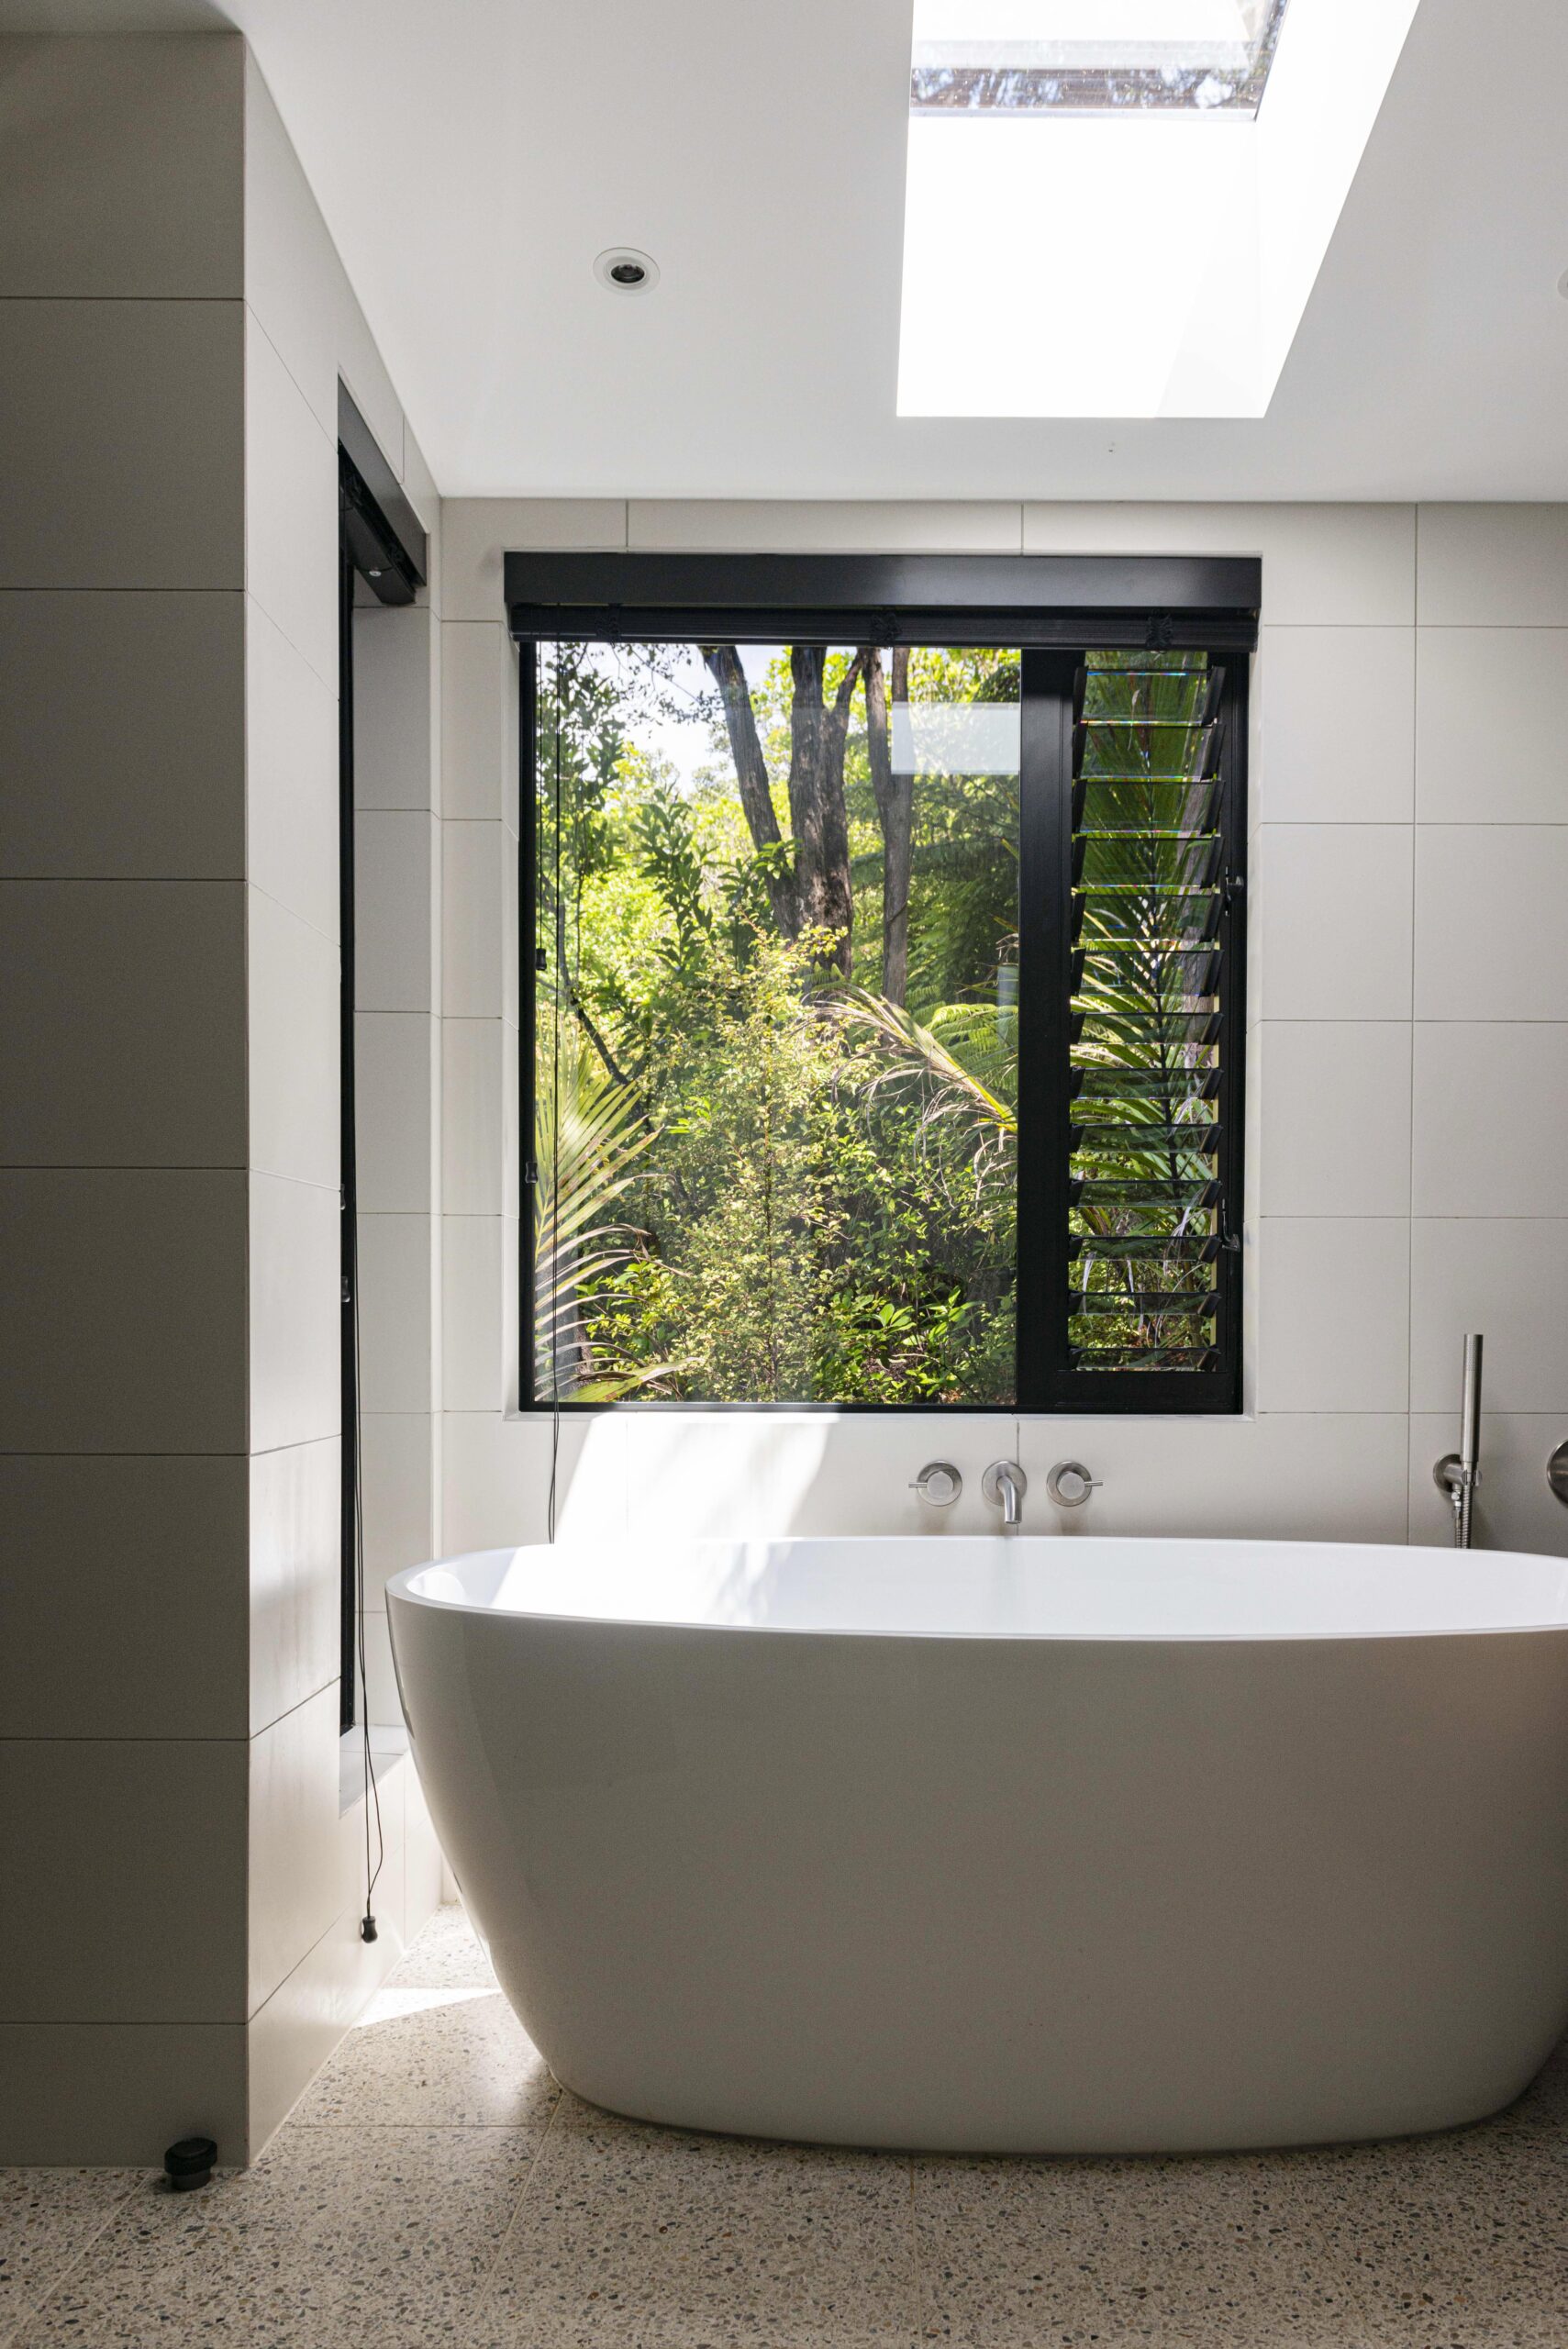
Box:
[442,820,514,1021]
[0,2021,247,2166]
[249,1683,342,2016]
[354,603,440,813]
[1014,1413,1411,1544]
[1,1454,249,1741]
[1257,626,1414,823]
[1411,1022,1568,1216]
[250,1171,340,1455]
[441,498,627,623]
[771,1413,1018,1541]
[359,1411,438,1607]
[1414,826,1568,1019]
[401,423,442,613]
[248,884,339,1188]
[442,1018,512,1216]
[354,811,439,1014]
[1021,503,1416,624]
[1417,505,1568,627]
[0,1169,247,1453]
[628,498,1022,553]
[246,1776,410,2156]
[244,308,337,688]
[1417,628,1568,823]
[441,621,517,822]
[439,1409,628,1552]
[0,590,245,879]
[0,32,242,297]
[1409,1220,1568,1414]
[0,1739,248,2022]
[246,595,338,941]
[250,1436,339,1736]
[442,1215,507,1414]
[1257,1021,1412,1219]
[1254,1218,1410,1413]
[354,1013,438,1215]
[0,298,243,589]
[0,879,246,1166]
[355,1213,436,1416]
[242,52,403,468]
[1256,825,1413,1021]
[1408,1414,1568,1555]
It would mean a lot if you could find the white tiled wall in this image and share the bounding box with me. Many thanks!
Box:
[430,500,1568,1559]
[0,32,447,2166]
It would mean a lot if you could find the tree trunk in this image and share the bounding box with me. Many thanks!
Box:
[701,645,798,938]
[865,645,914,1004]
[787,647,861,976]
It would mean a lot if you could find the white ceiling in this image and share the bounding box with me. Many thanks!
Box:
[7,0,1568,499]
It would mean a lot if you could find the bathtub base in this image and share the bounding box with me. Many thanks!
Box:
[389,1544,1568,2157]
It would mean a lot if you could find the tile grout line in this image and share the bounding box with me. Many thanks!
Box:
[10,2167,148,2343]
[453,2076,570,2345]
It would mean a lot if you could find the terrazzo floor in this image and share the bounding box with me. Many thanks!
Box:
[5,1903,1568,2347]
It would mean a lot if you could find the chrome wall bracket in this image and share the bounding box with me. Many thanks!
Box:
[1432,1333,1484,1549]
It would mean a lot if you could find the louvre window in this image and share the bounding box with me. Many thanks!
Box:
[1067,654,1231,1381]
[508,555,1252,1413]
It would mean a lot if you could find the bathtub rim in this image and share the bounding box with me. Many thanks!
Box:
[385,1534,1568,1645]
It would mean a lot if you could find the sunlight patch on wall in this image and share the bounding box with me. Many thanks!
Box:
[897,0,1421,417]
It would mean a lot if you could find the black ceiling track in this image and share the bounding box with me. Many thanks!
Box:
[504,551,1262,649]
[338,383,428,606]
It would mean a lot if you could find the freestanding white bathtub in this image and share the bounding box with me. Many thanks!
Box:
[387,1536,1568,2154]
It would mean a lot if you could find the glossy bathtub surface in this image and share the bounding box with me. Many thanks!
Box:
[402,1534,1568,1639]
[389,1536,1568,2154]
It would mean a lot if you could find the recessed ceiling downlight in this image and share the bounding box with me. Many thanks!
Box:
[594,247,659,294]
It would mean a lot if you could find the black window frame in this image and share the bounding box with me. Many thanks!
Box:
[338,390,427,1730]
[509,552,1256,1418]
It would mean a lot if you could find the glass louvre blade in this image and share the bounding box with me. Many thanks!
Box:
[1072,1122,1220,1153]
[1073,1065,1220,1103]
[1067,649,1229,1374]
[1069,1345,1222,1371]
[1074,780,1222,834]
[1074,832,1224,889]
[1070,1232,1222,1261]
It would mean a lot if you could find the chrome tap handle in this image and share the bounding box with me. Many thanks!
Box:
[1046,1461,1101,1509]
[911,1462,962,1508]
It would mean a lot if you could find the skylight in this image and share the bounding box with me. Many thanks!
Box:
[897,0,1423,418]
[911,0,1292,117]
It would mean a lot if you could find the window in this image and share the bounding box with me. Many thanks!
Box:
[513,555,1254,1412]
[910,0,1294,117]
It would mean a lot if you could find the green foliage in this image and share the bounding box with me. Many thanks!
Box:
[533,641,1020,1405]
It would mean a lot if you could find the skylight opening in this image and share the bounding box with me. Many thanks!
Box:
[911,0,1293,117]
[897,0,1423,418]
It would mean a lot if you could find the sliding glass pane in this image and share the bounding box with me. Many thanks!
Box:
[531,640,1019,1404]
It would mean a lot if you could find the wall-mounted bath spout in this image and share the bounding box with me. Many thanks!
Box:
[982,1460,1027,1531]
[1433,1332,1484,1549]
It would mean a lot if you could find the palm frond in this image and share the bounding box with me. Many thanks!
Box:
[817,986,1017,1154]
[533,1019,657,1397]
